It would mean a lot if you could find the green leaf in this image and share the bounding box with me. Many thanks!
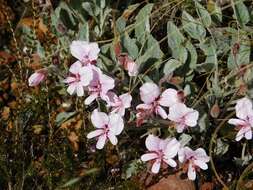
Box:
[116,17,126,33]
[77,22,89,41]
[233,0,250,27]
[179,134,192,146]
[208,1,222,22]
[122,34,139,59]
[195,1,212,27]
[54,2,77,28]
[136,34,163,69]
[135,4,153,42]
[82,2,96,17]
[55,112,77,126]
[182,11,206,41]
[214,139,229,156]
[61,177,81,188]
[167,21,185,47]
[167,22,188,63]
[185,41,197,69]
[163,59,182,75]
[199,113,209,132]
[122,159,142,179]
[195,62,214,72]
[199,39,217,65]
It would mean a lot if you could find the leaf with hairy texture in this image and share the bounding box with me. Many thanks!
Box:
[163,59,182,75]
[195,1,212,27]
[182,11,206,41]
[233,0,250,27]
[167,21,188,63]
[135,4,153,43]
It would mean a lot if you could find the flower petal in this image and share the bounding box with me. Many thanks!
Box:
[156,106,168,119]
[178,148,186,163]
[140,82,160,104]
[136,103,153,111]
[194,148,210,162]
[141,153,158,162]
[28,72,46,86]
[145,135,161,151]
[80,66,93,86]
[120,93,132,108]
[108,132,118,145]
[76,84,84,97]
[188,164,196,180]
[159,88,180,107]
[164,138,180,158]
[87,129,104,139]
[163,158,177,167]
[185,109,199,127]
[70,41,89,61]
[228,118,247,126]
[69,61,82,74]
[67,83,76,95]
[167,103,188,122]
[245,128,252,140]
[100,74,115,93]
[108,113,124,135]
[91,109,108,128]
[151,160,161,174]
[96,134,107,149]
[85,94,98,105]
[127,59,138,76]
[63,76,76,84]
[235,97,253,119]
[193,160,208,170]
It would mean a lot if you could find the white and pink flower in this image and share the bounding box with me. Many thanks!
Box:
[118,54,138,76]
[105,92,132,116]
[141,135,180,174]
[228,97,253,141]
[64,61,93,96]
[70,40,100,65]
[167,103,199,133]
[178,147,209,180]
[84,66,115,105]
[136,83,183,125]
[87,109,124,149]
[28,69,47,86]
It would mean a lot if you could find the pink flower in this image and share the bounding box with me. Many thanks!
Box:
[105,92,132,116]
[136,83,183,122]
[84,66,115,105]
[167,103,199,133]
[87,109,124,149]
[178,147,209,180]
[141,135,180,174]
[228,97,253,141]
[64,61,93,96]
[118,54,138,76]
[28,69,47,86]
[70,40,100,65]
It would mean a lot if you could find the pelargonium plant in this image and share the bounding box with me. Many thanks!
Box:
[27,35,253,187]
[29,40,211,181]
[5,1,252,189]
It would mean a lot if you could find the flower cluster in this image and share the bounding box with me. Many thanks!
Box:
[63,41,133,148]
[141,135,209,180]
[136,82,199,133]
[228,97,253,141]
[28,40,210,181]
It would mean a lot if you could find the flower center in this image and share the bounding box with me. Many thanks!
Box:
[82,54,92,65]
[75,73,81,82]
[89,80,102,93]
[103,124,110,135]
